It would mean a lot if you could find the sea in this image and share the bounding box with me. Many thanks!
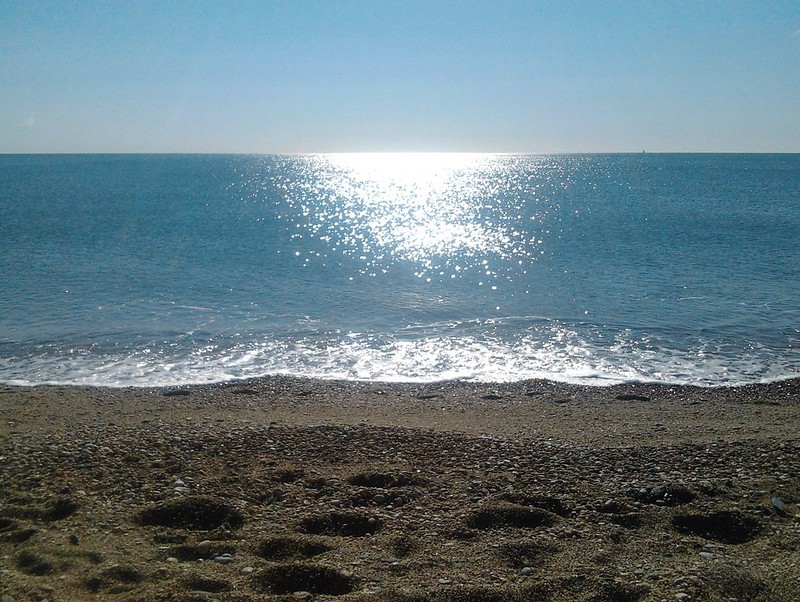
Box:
[1,153,798,388]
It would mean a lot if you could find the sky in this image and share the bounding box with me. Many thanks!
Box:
[1,0,799,153]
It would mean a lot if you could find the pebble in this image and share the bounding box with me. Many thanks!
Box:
[196,540,213,555]
[772,497,788,516]
[520,567,533,576]
[214,553,233,564]
[699,551,714,559]
[241,566,254,574]
[166,557,178,563]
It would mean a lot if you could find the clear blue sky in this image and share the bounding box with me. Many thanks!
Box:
[1,0,799,153]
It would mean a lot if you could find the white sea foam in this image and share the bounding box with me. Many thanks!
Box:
[1,329,797,388]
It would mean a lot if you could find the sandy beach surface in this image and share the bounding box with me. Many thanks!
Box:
[2,376,800,601]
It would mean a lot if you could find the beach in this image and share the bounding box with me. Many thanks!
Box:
[1,377,799,601]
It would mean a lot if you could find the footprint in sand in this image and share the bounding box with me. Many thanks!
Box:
[135,496,243,531]
[253,564,355,596]
[298,511,382,537]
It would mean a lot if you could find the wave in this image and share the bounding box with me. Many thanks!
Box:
[1,327,797,388]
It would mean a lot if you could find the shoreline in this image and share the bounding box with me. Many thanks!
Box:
[3,375,800,444]
[4,371,799,391]
[2,377,800,600]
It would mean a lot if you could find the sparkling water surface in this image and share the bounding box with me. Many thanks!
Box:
[1,153,798,386]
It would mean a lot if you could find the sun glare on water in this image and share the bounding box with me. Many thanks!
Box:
[312,153,517,266]
[266,152,543,285]
[324,152,492,187]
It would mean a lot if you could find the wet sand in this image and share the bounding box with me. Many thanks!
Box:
[1,377,800,601]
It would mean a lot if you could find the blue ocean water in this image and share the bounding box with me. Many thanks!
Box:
[1,153,798,387]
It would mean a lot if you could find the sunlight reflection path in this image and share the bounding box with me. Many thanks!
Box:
[281,153,545,284]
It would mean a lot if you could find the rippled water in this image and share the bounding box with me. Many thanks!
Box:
[1,153,798,386]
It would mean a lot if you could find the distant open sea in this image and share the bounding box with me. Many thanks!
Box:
[1,153,798,387]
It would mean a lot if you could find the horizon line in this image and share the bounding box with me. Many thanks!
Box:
[3,150,800,156]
